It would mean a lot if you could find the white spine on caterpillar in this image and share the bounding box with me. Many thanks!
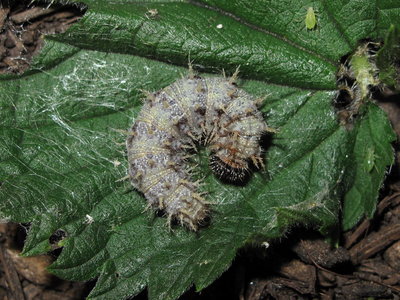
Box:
[126,71,267,231]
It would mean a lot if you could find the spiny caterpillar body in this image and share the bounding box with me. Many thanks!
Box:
[126,69,268,230]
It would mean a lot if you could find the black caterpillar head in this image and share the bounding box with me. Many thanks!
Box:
[209,155,252,185]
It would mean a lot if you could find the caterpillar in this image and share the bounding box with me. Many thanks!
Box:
[126,68,268,231]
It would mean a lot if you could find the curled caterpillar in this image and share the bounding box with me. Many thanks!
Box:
[126,69,268,230]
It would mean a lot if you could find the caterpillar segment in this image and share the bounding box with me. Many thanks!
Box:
[126,73,268,230]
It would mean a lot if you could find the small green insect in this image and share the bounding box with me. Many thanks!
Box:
[364,147,379,173]
[305,7,317,30]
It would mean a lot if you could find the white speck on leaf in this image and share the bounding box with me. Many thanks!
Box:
[85,214,94,224]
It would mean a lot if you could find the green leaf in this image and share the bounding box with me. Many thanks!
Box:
[376,24,400,90]
[53,0,336,89]
[342,103,395,230]
[377,0,400,36]
[0,1,398,300]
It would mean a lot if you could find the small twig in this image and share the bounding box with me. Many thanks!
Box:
[376,191,400,216]
[0,8,10,31]
[310,257,353,279]
[64,15,81,25]
[311,258,400,294]
[6,29,26,52]
[357,273,400,294]
[344,192,400,249]
[52,10,76,19]
[10,7,56,24]
[0,235,25,300]
[349,224,400,264]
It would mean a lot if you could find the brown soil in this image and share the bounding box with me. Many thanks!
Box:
[1,1,400,300]
[0,0,85,74]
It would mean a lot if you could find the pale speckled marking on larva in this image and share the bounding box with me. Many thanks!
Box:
[126,71,268,231]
